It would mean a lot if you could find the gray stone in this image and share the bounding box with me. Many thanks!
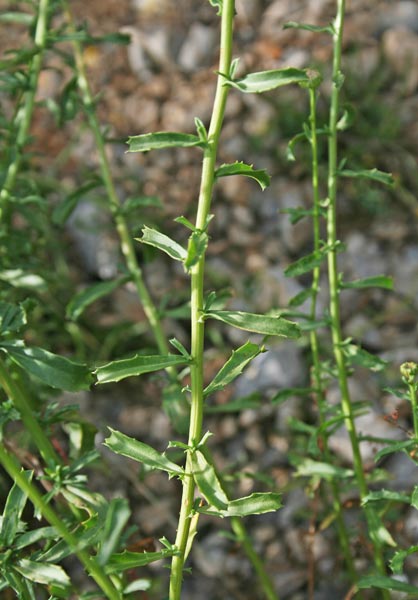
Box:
[178,23,217,72]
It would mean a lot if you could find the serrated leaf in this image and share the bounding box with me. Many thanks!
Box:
[184,230,208,271]
[0,269,47,291]
[205,310,300,338]
[224,67,310,94]
[294,458,353,480]
[340,275,393,290]
[215,162,270,190]
[191,449,229,510]
[97,498,131,566]
[204,342,262,397]
[342,344,387,372]
[104,428,184,477]
[357,575,418,594]
[0,302,27,335]
[66,276,130,321]
[127,132,206,153]
[0,343,93,391]
[15,560,70,589]
[0,470,32,546]
[270,387,314,404]
[137,226,187,262]
[374,439,416,462]
[338,168,394,186]
[105,547,177,574]
[95,353,189,384]
[390,547,418,575]
[283,21,334,34]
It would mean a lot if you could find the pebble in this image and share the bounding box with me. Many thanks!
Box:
[177,23,217,72]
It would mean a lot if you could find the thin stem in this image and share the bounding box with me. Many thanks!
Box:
[169,3,235,599]
[65,6,172,363]
[308,86,356,585]
[0,0,50,221]
[327,0,388,589]
[0,445,122,600]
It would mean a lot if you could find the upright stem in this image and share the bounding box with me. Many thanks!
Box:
[308,87,356,585]
[169,3,235,598]
[327,0,388,587]
[0,0,50,221]
[0,445,121,600]
[65,6,171,361]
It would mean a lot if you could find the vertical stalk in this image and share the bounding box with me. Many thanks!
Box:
[400,363,418,438]
[64,6,172,361]
[0,445,122,600]
[327,0,388,588]
[169,3,235,598]
[308,86,356,585]
[0,0,50,221]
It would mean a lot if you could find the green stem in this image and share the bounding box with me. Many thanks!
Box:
[308,86,356,585]
[169,3,235,599]
[0,445,121,600]
[0,358,59,467]
[231,517,278,600]
[65,7,172,362]
[0,0,50,221]
[327,0,388,589]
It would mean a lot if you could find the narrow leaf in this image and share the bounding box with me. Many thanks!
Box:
[205,310,300,339]
[66,276,130,321]
[0,12,34,25]
[337,104,356,131]
[121,196,163,213]
[184,230,208,272]
[283,21,334,34]
[284,248,327,277]
[204,342,262,396]
[341,275,393,290]
[224,492,282,517]
[215,162,271,190]
[127,132,206,153]
[191,450,229,510]
[0,302,27,334]
[271,387,313,405]
[15,560,70,589]
[0,470,33,546]
[137,226,187,262]
[362,489,411,506]
[357,575,418,594]
[95,353,189,384]
[289,289,313,307]
[104,429,184,477]
[0,269,47,291]
[224,67,310,94]
[194,117,207,142]
[338,168,394,186]
[294,458,353,480]
[390,547,418,575]
[105,547,177,574]
[205,393,262,413]
[1,343,93,391]
[342,344,387,372]
[97,498,131,566]
[374,439,416,462]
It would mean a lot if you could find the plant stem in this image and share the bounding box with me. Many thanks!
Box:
[308,86,356,585]
[327,0,388,589]
[169,3,235,598]
[0,357,60,467]
[0,444,122,600]
[65,6,172,362]
[0,0,50,221]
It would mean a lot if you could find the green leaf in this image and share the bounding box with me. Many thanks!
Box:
[120,196,163,213]
[374,439,416,462]
[194,117,208,143]
[13,527,57,551]
[127,132,206,153]
[52,179,102,226]
[66,276,130,321]
[184,230,208,272]
[97,498,131,567]
[367,509,397,547]
[362,489,411,506]
[0,12,34,25]
[390,546,418,575]
[95,353,190,384]
[224,67,311,93]
[105,547,177,574]
[342,343,387,372]
[270,387,314,405]
[205,310,300,339]
[15,560,70,590]
[289,289,313,307]
[0,269,47,291]
[204,342,263,397]
[0,470,32,546]
[283,21,334,34]
[205,392,262,413]
[284,248,328,277]
[223,492,282,517]
[338,168,394,186]
[411,485,418,510]
[215,162,271,190]
[208,0,222,15]
[137,226,187,262]
[191,449,229,510]
[286,132,307,161]
[337,104,356,131]
[357,575,418,594]
[294,458,353,481]
[0,343,93,391]
[0,302,27,335]
[340,275,393,290]
[104,428,184,477]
